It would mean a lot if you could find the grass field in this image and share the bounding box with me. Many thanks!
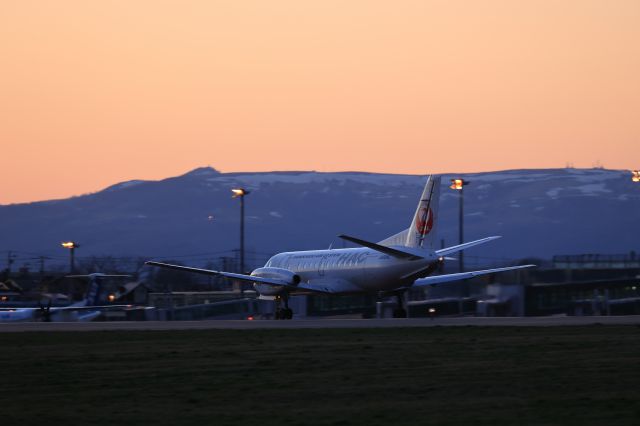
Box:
[2,326,639,425]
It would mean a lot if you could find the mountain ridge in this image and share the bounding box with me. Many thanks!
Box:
[1,167,638,267]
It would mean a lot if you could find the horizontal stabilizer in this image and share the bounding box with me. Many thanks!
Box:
[412,264,536,287]
[338,235,424,260]
[435,236,501,256]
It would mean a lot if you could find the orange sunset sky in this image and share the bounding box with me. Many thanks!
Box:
[1,0,639,204]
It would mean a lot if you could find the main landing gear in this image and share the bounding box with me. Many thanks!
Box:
[274,294,293,320]
[392,292,408,318]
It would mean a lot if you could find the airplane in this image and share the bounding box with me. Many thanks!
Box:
[0,273,130,322]
[147,176,535,319]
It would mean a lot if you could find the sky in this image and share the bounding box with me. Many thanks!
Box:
[1,0,639,204]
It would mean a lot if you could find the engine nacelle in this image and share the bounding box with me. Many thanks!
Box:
[251,267,301,296]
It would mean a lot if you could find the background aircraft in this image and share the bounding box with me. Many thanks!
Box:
[148,176,534,318]
[0,273,130,322]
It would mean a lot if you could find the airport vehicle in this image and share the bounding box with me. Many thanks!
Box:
[0,273,130,322]
[147,176,535,318]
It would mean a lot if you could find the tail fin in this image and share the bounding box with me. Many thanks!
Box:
[84,275,101,306]
[66,273,130,306]
[405,175,440,250]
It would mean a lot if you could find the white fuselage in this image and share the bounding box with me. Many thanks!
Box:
[0,305,101,322]
[0,309,36,322]
[256,247,437,294]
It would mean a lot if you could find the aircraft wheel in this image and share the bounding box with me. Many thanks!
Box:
[274,308,283,320]
[283,308,293,320]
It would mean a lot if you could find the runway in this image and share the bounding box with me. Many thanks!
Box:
[1,315,639,332]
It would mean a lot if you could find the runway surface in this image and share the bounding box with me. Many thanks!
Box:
[1,315,639,332]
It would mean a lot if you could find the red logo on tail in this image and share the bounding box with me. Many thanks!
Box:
[415,207,434,236]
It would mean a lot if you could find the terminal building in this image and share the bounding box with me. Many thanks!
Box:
[522,254,640,316]
[407,253,640,318]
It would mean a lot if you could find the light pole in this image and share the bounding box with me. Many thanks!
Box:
[231,188,250,276]
[450,179,469,273]
[61,241,79,274]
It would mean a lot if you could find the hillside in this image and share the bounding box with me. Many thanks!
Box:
[1,167,638,269]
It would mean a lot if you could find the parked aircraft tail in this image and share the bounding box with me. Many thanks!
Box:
[66,273,130,306]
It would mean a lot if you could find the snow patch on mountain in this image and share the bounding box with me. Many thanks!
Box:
[105,180,146,191]
[206,172,422,189]
[575,183,612,195]
[547,188,562,198]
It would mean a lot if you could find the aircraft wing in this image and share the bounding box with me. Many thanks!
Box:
[412,264,536,287]
[435,236,501,256]
[146,261,297,288]
[146,261,343,294]
[52,305,132,311]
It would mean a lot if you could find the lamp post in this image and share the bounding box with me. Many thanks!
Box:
[450,179,469,273]
[61,241,79,274]
[231,188,250,277]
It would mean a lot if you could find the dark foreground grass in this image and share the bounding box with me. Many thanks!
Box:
[1,326,639,426]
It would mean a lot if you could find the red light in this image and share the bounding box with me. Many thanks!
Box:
[247,316,254,321]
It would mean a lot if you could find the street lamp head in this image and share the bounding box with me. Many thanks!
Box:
[450,178,469,190]
[61,241,79,249]
[231,188,250,198]
[632,170,640,183]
